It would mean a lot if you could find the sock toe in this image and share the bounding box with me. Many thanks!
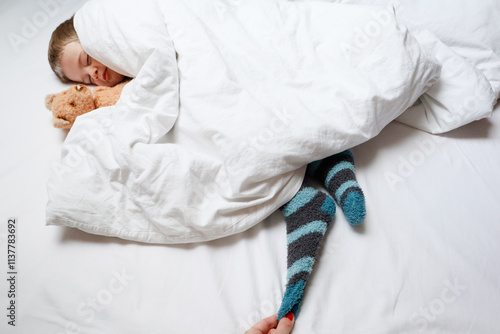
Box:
[342,191,366,225]
[277,280,306,320]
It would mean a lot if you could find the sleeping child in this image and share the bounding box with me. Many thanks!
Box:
[48,15,367,333]
[48,17,127,87]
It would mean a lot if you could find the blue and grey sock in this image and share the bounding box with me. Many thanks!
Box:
[277,184,335,320]
[306,150,366,226]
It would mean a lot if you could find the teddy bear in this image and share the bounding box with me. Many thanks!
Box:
[44,80,130,129]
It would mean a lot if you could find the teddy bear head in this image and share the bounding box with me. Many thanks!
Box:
[45,84,96,129]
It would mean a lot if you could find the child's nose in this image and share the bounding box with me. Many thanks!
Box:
[84,66,99,80]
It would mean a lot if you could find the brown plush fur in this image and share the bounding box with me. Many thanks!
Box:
[45,80,130,129]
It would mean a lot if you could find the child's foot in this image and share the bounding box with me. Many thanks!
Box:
[306,150,366,225]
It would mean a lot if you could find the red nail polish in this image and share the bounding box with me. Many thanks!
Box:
[285,312,294,321]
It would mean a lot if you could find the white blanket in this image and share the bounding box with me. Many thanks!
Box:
[47,0,444,243]
[293,0,500,134]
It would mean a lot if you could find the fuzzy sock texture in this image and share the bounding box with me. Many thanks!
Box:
[277,184,335,320]
[307,150,366,225]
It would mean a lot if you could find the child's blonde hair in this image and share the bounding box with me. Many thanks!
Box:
[48,15,79,83]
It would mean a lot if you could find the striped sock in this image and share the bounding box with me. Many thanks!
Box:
[306,150,366,226]
[277,184,336,320]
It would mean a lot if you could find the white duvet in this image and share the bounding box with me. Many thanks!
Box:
[46,0,495,243]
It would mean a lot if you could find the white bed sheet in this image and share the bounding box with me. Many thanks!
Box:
[1,1,500,333]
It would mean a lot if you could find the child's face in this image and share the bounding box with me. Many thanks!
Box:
[60,41,124,87]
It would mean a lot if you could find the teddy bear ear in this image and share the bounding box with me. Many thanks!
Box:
[45,94,56,110]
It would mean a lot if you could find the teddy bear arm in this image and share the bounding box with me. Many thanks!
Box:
[94,95,118,108]
[53,116,72,129]
[94,84,126,108]
[45,94,55,110]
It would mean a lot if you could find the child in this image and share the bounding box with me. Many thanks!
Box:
[48,16,127,87]
[48,16,367,328]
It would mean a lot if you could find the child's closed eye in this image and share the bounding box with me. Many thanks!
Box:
[85,53,94,84]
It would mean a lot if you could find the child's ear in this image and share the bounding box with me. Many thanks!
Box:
[45,94,56,110]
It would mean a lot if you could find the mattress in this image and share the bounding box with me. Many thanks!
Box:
[1,0,499,333]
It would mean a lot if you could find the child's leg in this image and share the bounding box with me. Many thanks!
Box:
[306,150,366,226]
[277,183,336,320]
